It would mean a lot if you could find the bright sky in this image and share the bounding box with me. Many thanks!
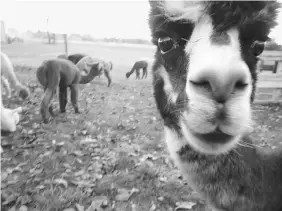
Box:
[1,0,282,44]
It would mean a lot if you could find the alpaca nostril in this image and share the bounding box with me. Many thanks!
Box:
[190,70,248,103]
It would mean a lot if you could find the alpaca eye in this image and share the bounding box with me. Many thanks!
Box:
[158,37,175,54]
[251,41,265,57]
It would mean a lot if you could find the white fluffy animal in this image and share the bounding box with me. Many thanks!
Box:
[1,52,27,132]
[1,52,30,99]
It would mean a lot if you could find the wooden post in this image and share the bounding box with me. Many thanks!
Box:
[273,61,278,73]
[63,34,68,56]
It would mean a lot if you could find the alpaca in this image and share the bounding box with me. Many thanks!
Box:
[126,60,148,79]
[148,1,282,210]
[0,85,23,132]
[57,53,88,75]
[1,52,30,100]
[67,53,87,65]
[76,56,113,87]
[1,76,11,98]
[36,58,102,123]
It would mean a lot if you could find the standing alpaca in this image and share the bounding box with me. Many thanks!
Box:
[1,52,30,99]
[126,60,148,79]
[76,56,113,87]
[148,1,282,210]
[36,58,102,123]
[59,53,113,87]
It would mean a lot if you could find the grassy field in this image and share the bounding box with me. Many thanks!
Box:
[1,42,282,211]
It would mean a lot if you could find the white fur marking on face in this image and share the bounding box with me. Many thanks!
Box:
[186,17,251,85]
[183,16,252,139]
[163,0,205,23]
[180,121,241,155]
[175,14,253,154]
[158,67,178,104]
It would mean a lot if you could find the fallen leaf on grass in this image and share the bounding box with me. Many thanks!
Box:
[2,171,9,181]
[149,203,157,211]
[2,194,18,205]
[17,195,32,205]
[70,180,95,188]
[130,188,140,194]
[53,178,68,188]
[18,206,28,211]
[7,206,16,211]
[75,204,85,211]
[63,208,76,211]
[32,123,39,129]
[159,177,168,183]
[157,196,164,201]
[74,169,85,177]
[86,196,108,211]
[115,188,133,201]
[174,201,197,210]
[80,137,97,144]
[33,194,47,205]
[139,154,158,162]
[71,150,85,157]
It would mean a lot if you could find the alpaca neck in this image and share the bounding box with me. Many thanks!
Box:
[79,66,101,84]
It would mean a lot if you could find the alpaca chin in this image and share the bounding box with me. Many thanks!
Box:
[180,121,242,155]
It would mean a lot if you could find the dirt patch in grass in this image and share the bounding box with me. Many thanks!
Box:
[1,65,282,211]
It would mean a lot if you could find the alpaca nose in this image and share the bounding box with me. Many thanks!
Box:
[190,70,248,103]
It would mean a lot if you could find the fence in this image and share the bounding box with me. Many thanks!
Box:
[254,50,282,104]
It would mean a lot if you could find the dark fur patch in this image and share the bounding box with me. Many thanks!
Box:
[67,53,87,64]
[206,1,281,33]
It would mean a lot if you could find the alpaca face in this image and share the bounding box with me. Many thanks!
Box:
[149,1,280,155]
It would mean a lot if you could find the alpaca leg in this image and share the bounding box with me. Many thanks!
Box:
[104,70,112,87]
[69,84,80,113]
[59,85,68,113]
[40,88,55,123]
[135,69,137,79]
[142,69,145,79]
[1,76,11,98]
[143,67,148,79]
[137,69,141,80]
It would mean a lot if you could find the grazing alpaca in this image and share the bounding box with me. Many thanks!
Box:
[126,60,148,79]
[36,58,102,123]
[67,53,87,65]
[76,56,113,87]
[1,52,30,99]
[148,1,282,210]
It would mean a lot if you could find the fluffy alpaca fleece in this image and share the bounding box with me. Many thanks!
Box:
[1,52,30,100]
[148,1,282,210]
[76,56,113,87]
[0,85,22,132]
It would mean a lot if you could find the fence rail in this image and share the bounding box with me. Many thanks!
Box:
[254,50,282,104]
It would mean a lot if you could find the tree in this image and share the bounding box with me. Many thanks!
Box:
[265,39,282,51]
